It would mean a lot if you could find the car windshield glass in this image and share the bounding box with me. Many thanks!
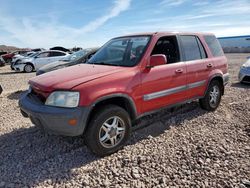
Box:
[29,52,39,57]
[63,50,89,62]
[87,36,150,67]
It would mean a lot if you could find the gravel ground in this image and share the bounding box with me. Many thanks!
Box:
[0,54,249,188]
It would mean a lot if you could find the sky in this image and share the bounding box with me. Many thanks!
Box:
[0,0,250,49]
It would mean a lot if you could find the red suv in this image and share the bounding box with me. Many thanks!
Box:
[19,32,229,156]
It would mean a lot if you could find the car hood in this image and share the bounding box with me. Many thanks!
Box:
[13,55,23,59]
[21,57,34,62]
[29,64,126,92]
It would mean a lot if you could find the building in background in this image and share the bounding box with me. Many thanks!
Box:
[218,35,250,53]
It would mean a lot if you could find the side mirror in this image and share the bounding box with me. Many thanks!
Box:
[147,54,167,68]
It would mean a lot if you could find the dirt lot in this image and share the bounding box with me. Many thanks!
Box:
[0,54,249,188]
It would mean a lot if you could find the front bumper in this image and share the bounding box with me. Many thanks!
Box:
[239,68,250,83]
[19,92,90,136]
[13,64,25,72]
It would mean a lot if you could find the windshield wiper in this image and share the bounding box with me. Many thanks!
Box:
[89,61,119,66]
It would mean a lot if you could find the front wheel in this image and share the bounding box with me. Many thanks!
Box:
[24,64,34,73]
[84,105,131,156]
[199,80,222,111]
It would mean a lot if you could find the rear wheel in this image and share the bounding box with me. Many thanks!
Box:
[199,80,222,111]
[84,105,131,156]
[24,64,34,73]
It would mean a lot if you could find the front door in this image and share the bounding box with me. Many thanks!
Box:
[140,36,187,113]
[34,52,50,70]
[141,62,187,113]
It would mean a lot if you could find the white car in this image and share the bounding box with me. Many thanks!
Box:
[11,52,37,70]
[13,50,68,73]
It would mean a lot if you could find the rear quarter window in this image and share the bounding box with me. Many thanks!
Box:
[50,52,66,57]
[204,35,224,57]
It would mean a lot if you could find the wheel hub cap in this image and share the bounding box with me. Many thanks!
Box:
[209,85,219,106]
[109,128,117,138]
[99,116,126,148]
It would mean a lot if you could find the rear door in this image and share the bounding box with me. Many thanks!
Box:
[140,36,187,113]
[179,35,210,99]
[49,51,67,63]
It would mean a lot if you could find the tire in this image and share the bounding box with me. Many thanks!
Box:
[84,105,131,156]
[24,64,34,73]
[199,80,222,111]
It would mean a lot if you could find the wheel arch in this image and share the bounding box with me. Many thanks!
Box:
[84,94,137,132]
[205,74,224,96]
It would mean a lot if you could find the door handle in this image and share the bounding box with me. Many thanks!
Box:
[207,63,213,68]
[175,69,183,73]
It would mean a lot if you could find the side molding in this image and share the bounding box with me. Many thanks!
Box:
[143,80,206,101]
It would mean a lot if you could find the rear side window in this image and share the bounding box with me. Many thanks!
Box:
[204,35,224,57]
[180,35,206,61]
[50,52,65,57]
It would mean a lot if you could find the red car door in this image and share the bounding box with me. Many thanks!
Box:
[139,36,187,113]
[179,35,210,99]
[140,62,187,113]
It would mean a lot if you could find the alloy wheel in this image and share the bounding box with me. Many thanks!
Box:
[209,85,220,108]
[99,116,126,148]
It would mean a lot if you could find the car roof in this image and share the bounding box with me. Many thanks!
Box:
[41,50,68,54]
[117,31,214,38]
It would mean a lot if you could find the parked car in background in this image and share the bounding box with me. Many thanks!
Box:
[2,50,30,64]
[11,51,37,70]
[239,58,250,83]
[13,50,68,73]
[0,52,7,56]
[19,32,229,156]
[32,48,45,52]
[0,56,5,66]
[36,48,99,75]
[50,46,70,53]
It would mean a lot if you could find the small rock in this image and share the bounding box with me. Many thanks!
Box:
[0,182,5,188]
[42,170,47,174]
[242,180,250,186]
[132,169,140,179]
[239,184,247,188]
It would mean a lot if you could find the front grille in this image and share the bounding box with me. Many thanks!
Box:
[242,76,250,83]
[30,89,46,103]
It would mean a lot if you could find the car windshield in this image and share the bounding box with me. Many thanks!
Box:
[62,50,89,62]
[29,52,39,57]
[87,36,150,67]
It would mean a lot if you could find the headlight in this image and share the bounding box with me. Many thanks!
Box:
[45,91,80,108]
[241,65,248,70]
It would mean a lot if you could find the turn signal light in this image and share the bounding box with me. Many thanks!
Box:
[68,119,77,126]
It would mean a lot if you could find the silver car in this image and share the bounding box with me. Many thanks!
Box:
[239,58,250,83]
